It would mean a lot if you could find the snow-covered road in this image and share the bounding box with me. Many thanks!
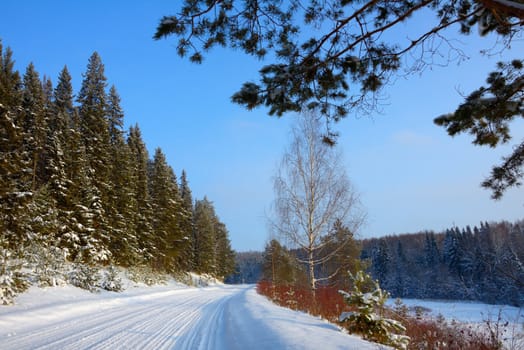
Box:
[0,284,382,349]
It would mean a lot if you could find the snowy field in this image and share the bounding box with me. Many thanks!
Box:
[390,298,523,324]
[389,298,524,349]
[0,282,384,350]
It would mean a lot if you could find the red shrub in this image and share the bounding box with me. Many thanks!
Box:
[257,281,502,350]
[256,281,351,322]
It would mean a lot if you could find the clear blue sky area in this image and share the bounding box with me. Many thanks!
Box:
[2,1,523,251]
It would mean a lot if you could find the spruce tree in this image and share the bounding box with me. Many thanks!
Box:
[52,66,74,146]
[214,220,235,278]
[0,103,32,253]
[339,270,409,350]
[0,41,22,109]
[127,125,154,264]
[76,52,111,261]
[39,76,55,185]
[262,239,303,286]
[149,148,186,271]
[21,63,47,192]
[442,230,462,274]
[107,85,124,144]
[49,66,75,211]
[178,170,194,271]
[193,198,217,274]
[371,239,390,290]
[76,52,111,205]
[51,67,75,219]
[106,86,138,265]
[0,44,32,254]
[53,76,87,259]
[318,219,362,289]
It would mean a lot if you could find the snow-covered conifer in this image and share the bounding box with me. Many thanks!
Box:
[192,198,217,275]
[0,243,29,305]
[106,86,139,265]
[149,148,187,272]
[69,263,100,292]
[339,270,409,350]
[127,125,154,264]
[100,265,123,292]
[0,247,17,305]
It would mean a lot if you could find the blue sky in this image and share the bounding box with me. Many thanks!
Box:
[2,1,523,252]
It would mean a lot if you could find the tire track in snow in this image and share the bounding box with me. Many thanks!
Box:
[1,285,384,350]
[174,289,234,349]
[3,295,167,349]
[1,288,223,349]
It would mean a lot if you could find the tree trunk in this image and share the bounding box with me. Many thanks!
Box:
[308,248,316,298]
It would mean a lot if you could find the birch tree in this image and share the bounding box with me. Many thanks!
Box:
[272,112,364,293]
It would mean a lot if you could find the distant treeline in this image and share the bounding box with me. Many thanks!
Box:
[226,251,263,284]
[362,220,524,306]
[231,220,524,306]
[0,42,235,278]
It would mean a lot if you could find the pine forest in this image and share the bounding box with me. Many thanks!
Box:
[0,42,236,284]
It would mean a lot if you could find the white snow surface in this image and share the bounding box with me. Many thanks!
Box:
[0,283,385,350]
[389,298,523,324]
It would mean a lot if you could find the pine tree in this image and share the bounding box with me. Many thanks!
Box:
[155,0,523,180]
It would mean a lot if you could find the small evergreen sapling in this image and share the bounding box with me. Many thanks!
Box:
[26,243,67,287]
[100,265,123,292]
[338,270,409,350]
[0,247,17,305]
[0,246,29,305]
[68,263,100,292]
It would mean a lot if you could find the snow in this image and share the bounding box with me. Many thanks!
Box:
[389,298,523,324]
[391,298,524,349]
[0,282,385,350]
